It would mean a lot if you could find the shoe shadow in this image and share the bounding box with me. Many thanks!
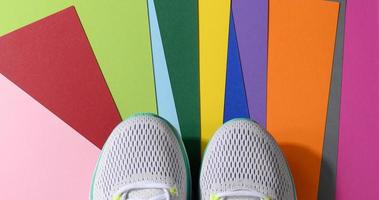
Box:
[280,144,332,200]
[183,137,201,200]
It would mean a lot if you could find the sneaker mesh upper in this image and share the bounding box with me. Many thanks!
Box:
[91,115,188,200]
[200,119,296,200]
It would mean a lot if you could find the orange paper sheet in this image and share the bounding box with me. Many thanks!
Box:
[267,1,339,199]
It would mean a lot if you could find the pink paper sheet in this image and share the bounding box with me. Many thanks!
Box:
[0,74,100,199]
[336,0,379,199]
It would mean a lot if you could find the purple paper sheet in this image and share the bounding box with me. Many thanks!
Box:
[232,0,268,127]
[336,0,379,199]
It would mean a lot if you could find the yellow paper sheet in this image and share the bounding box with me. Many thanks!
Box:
[267,0,339,199]
[199,0,231,152]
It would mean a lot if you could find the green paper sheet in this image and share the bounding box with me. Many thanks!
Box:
[153,0,200,188]
[0,1,157,119]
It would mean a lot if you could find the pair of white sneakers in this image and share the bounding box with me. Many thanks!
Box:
[90,114,296,200]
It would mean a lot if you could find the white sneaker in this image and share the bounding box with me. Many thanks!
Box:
[200,119,296,200]
[90,114,191,200]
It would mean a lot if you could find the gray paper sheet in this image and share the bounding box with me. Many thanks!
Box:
[318,1,346,199]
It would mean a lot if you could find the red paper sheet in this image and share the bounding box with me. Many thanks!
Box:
[0,7,121,148]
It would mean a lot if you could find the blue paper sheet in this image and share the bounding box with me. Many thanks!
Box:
[147,0,181,133]
[224,12,249,122]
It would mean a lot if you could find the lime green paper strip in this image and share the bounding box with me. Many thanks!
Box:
[0,1,157,119]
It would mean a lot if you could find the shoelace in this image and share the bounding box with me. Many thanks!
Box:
[113,183,178,200]
[210,190,271,200]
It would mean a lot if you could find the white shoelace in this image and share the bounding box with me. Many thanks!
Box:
[113,183,178,200]
[210,190,271,200]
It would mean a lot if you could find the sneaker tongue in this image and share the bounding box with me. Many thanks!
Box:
[128,189,164,199]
